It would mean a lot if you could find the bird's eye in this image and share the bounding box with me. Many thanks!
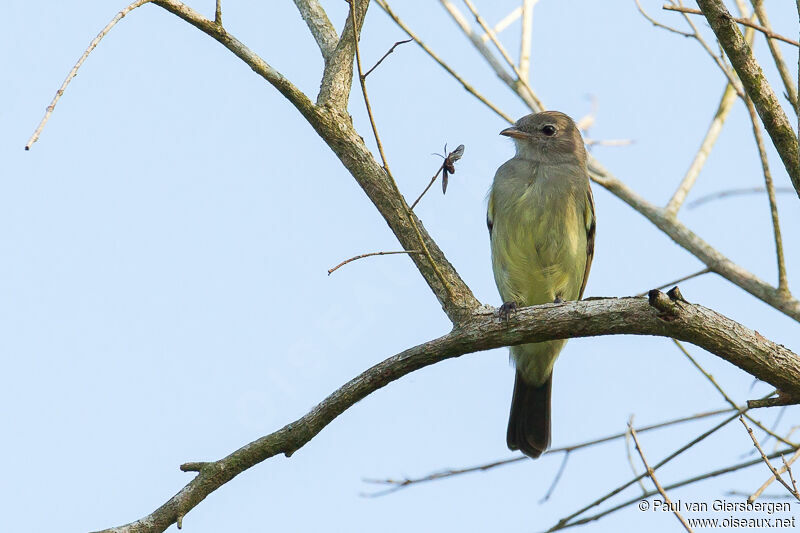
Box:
[542,125,556,136]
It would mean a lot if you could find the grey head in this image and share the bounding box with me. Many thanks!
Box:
[500,111,586,165]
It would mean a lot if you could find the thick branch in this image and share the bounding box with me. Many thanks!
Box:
[94,295,800,532]
[293,0,339,62]
[316,0,370,108]
[696,0,800,197]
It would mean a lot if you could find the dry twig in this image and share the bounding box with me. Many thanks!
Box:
[25,0,154,150]
[663,4,799,47]
[749,447,800,502]
[739,416,800,502]
[629,420,694,532]
[328,250,421,275]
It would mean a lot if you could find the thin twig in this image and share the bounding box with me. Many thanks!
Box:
[687,186,796,208]
[461,0,545,111]
[437,0,539,113]
[364,407,735,494]
[739,416,800,501]
[327,250,420,275]
[670,1,745,96]
[348,0,453,302]
[375,0,514,124]
[25,0,154,150]
[663,4,799,46]
[625,417,649,494]
[482,6,522,42]
[547,445,800,531]
[748,394,800,409]
[549,396,770,531]
[629,420,694,532]
[411,166,444,210]
[363,39,412,78]
[673,339,797,449]
[744,96,788,293]
[749,447,800,502]
[540,451,570,503]
[634,0,692,37]
[634,268,711,297]
[214,0,222,25]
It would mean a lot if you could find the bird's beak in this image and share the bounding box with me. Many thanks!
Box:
[499,127,529,139]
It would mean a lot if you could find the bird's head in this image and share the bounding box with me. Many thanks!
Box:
[500,111,586,164]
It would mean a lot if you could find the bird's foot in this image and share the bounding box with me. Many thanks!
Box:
[553,296,564,304]
[498,301,518,322]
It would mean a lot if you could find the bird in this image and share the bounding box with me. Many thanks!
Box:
[487,111,595,458]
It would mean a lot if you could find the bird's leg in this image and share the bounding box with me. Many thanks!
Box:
[498,301,518,322]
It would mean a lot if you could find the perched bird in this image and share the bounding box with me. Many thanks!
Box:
[487,111,595,458]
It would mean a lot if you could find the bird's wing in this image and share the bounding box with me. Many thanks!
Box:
[486,188,494,238]
[578,185,596,299]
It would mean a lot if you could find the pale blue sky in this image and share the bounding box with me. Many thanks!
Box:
[3,1,799,532]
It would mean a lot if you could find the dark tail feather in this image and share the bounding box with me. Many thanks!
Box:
[506,371,552,458]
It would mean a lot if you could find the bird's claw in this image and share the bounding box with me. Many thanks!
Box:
[498,301,518,322]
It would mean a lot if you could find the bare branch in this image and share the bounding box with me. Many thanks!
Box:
[375,0,514,123]
[664,4,800,47]
[366,407,736,493]
[363,39,412,78]
[749,0,798,111]
[634,268,711,297]
[589,158,800,322]
[687,186,796,208]
[695,0,800,196]
[24,0,154,150]
[740,416,800,501]
[293,0,339,61]
[748,393,800,409]
[551,443,799,531]
[327,250,420,275]
[750,448,800,502]
[673,339,797,448]
[438,0,542,111]
[482,6,523,42]
[214,0,222,25]
[634,0,692,37]
[461,0,545,111]
[519,0,536,82]
[316,0,370,108]
[744,96,789,292]
[94,293,800,532]
[629,421,694,532]
[665,82,738,217]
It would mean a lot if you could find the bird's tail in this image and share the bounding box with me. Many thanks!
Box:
[506,371,552,458]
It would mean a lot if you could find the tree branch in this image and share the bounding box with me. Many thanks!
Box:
[588,158,800,322]
[147,0,477,322]
[629,422,694,532]
[94,294,800,532]
[665,82,738,217]
[316,0,370,108]
[292,0,339,62]
[24,0,155,150]
[696,0,800,197]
